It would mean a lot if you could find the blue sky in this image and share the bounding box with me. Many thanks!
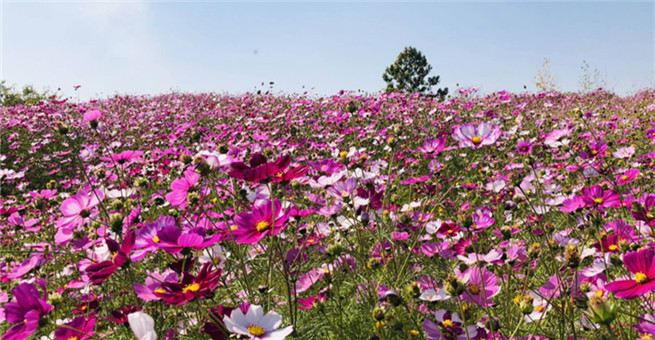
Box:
[2,1,653,100]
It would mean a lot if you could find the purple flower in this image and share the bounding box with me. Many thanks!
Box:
[134,270,179,302]
[326,178,358,200]
[132,216,177,261]
[423,309,477,340]
[3,283,52,340]
[452,122,501,149]
[417,138,446,155]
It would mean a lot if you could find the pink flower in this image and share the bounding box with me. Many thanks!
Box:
[457,266,500,308]
[233,199,289,244]
[605,248,655,299]
[165,169,201,209]
[83,110,102,122]
[452,122,501,149]
[54,315,96,340]
[56,189,104,245]
[616,169,639,186]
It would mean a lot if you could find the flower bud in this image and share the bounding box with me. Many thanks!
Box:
[109,213,124,234]
[586,295,617,326]
[445,275,465,297]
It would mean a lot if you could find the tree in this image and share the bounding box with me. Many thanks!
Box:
[0,81,56,107]
[534,58,557,93]
[382,46,448,99]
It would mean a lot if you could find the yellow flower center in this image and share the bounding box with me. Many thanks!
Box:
[596,290,604,298]
[256,221,270,232]
[68,337,78,340]
[275,172,284,178]
[471,136,482,145]
[535,305,544,312]
[593,198,604,204]
[469,284,480,295]
[635,272,649,284]
[608,245,618,251]
[154,288,165,294]
[341,190,349,197]
[152,236,160,243]
[182,282,200,293]
[621,175,628,181]
[339,151,349,158]
[591,150,598,155]
[442,319,453,328]
[248,324,266,337]
[213,257,222,266]
[647,213,655,220]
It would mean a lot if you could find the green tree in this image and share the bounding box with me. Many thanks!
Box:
[0,81,56,107]
[382,46,448,99]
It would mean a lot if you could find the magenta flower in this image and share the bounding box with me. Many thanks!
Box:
[515,140,533,155]
[166,169,201,209]
[233,199,289,244]
[616,169,639,185]
[457,266,500,308]
[423,309,478,340]
[3,282,52,340]
[132,216,176,260]
[605,248,655,299]
[54,315,96,340]
[99,150,144,164]
[134,270,179,301]
[452,122,501,149]
[417,137,446,155]
[631,193,655,225]
[581,141,608,159]
[580,185,621,209]
[559,195,585,212]
[152,224,221,254]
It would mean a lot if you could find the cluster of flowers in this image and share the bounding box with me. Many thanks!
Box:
[2,88,655,339]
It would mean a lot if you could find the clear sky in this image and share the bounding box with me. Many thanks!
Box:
[2,1,653,100]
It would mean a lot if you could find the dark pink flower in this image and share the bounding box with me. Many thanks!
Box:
[54,315,96,340]
[605,248,655,299]
[3,282,52,340]
[233,199,289,244]
[580,185,621,209]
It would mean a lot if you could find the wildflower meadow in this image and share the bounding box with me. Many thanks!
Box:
[2,88,655,339]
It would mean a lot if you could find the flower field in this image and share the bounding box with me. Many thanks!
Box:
[2,88,655,339]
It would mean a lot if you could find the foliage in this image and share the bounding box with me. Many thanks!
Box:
[0,80,57,107]
[382,46,448,99]
[579,60,607,93]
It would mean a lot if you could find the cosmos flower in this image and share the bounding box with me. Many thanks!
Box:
[233,199,289,244]
[154,262,222,305]
[3,282,52,340]
[580,185,621,209]
[128,312,157,340]
[605,248,655,299]
[423,309,478,340]
[223,304,293,340]
[457,266,500,308]
[452,122,501,149]
[165,169,201,209]
[84,231,136,284]
[515,140,533,155]
[54,315,96,340]
[83,109,102,122]
[56,188,104,245]
[229,154,297,183]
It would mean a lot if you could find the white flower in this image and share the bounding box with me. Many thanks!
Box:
[223,305,293,339]
[128,312,157,340]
